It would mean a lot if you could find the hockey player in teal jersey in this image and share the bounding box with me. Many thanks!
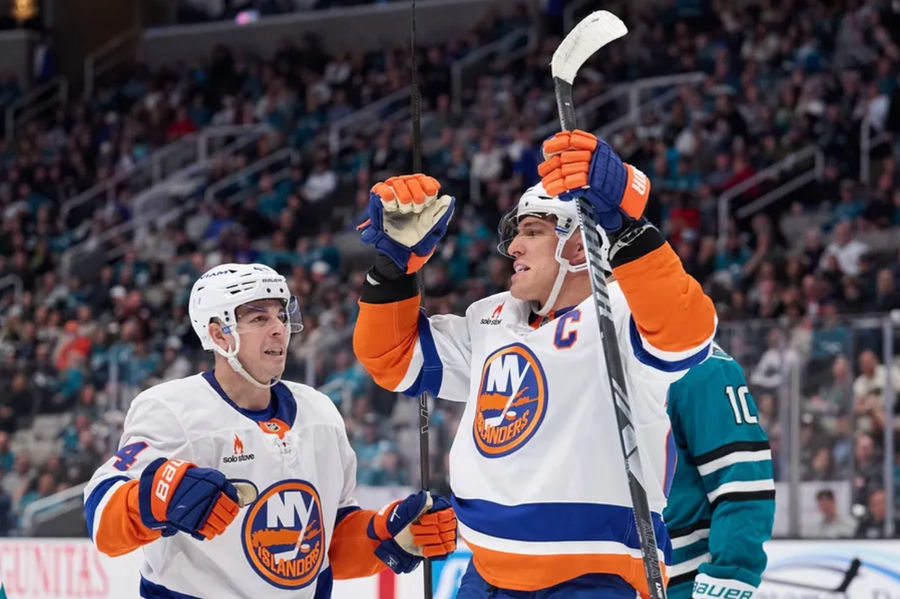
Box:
[664,345,775,599]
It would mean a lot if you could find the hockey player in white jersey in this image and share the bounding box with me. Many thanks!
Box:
[353,130,717,598]
[83,263,457,598]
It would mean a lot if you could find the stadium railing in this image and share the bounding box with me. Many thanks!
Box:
[860,111,894,186]
[328,86,412,158]
[59,123,272,234]
[21,483,88,537]
[717,144,823,243]
[4,75,68,141]
[59,124,273,278]
[534,71,707,140]
[733,146,825,221]
[83,28,140,100]
[450,27,537,114]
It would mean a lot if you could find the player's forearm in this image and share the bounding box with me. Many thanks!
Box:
[699,491,774,594]
[328,509,386,579]
[612,227,716,353]
[354,262,423,391]
[91,479,161,557]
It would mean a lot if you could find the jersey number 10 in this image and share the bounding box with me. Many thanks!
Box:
[725,385,758,425]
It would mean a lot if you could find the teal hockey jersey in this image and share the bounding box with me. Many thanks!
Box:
[664,346,775,599]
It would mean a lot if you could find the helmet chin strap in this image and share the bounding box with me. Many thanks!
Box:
[214,328,285,390]
[535,233,588,316]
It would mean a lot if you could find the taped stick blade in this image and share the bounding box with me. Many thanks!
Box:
[551,10,628,84]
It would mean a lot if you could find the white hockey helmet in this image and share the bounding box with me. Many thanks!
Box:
[189,263,302,388]
[497,183,589,315]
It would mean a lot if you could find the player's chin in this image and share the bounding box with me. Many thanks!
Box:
[508,281,533,301]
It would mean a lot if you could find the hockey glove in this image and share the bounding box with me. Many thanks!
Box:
[138,458,240,541]
[358,174,455,275]
[367,490,458,574]
[538,129,651,232]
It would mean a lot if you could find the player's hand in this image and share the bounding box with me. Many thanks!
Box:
[537,129,651,231]
[358,174,455,275]
[367,490,458,574]
[138,458,240,541]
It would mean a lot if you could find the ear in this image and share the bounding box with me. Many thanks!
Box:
[563,233,586,266]
[208,321,231,350]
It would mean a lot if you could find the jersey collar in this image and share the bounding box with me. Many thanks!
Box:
[528,304,577,329]
[202,370,297,427]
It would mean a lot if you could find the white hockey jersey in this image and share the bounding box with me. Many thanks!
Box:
[84,371,382,599]
[354,244,717,594]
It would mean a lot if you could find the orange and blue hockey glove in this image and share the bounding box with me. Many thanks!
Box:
[358,174,455,276]
[538,129,651,232]
[138,458,240,541]
[367,490,458,574]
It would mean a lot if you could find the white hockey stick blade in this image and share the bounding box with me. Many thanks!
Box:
[232,481,258,507]
[550,10,628,84]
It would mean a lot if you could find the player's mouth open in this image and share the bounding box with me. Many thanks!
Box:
[264,349,284,356]
[513,263,530,274]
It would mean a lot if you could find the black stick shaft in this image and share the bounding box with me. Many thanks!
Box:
[553,76,666,599]
[410,1,432,596]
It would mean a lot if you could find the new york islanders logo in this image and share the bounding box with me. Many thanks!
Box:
[473,343,548,457]
[242,480,324,589]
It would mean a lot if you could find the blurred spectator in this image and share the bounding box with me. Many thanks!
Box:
[856,489,900,539]
[818,222,870,277]
[854,350,900,405]
[814,489,856,538]
[853,433,883,506]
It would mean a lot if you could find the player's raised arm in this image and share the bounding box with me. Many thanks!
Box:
[539,130,716,374]
[353,174,472,400]
[83,392,240,557]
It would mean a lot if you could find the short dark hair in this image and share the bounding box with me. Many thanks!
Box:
[816,489,835,501]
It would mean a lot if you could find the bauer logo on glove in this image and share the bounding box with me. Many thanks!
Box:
[358,174,455,274]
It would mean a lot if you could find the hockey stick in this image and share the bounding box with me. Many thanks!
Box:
[273,493,315,564]
[409,1,434,597]
[483,363,530,427]
[551,11,666,599]
[762,558,861,595]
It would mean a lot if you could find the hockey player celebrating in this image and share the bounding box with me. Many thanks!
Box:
[664,346,775,599]
[83,263,457,598]
[353,131,717,598]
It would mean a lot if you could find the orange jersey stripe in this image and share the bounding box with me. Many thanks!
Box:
[465,538,667,597]
[612,242,715,352]
[352,295,421,390]
[328,509,384,579]
[94,480,161,557]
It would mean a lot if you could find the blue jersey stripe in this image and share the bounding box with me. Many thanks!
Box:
[140,576,203,599]
[84,475,128,540]
[452,495,671,557]
[401,311,443,397]
[628,318,710,372]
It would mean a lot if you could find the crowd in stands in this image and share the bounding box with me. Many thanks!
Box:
[0,0,899,538]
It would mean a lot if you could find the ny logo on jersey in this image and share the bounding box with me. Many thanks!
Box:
[242,480,324,589]
[474,344,548,458]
